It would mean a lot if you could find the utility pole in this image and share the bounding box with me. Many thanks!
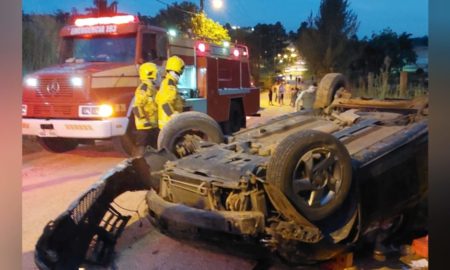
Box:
[200,0,204,12]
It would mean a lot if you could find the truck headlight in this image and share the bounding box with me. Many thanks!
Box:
[71,77,83,87]
[24,77,38,87]
[22,105,27,116]
[98,104,113,117]
[79,105,113,118]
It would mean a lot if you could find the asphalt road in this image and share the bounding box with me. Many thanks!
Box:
[22,94,410,269]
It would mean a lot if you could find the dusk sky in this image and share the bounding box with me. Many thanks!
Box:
[22,0,428,38]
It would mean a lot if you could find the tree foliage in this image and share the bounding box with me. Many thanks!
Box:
[296,0,359,76]
[227,22,288,83]
[358,29,417,74]
[22,14,65,74]
[251,22,288,62]
[144,1,198,33]
[85,0,118,16]
[191,12,230,44]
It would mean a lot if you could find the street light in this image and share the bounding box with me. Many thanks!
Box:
[212,0,223,9]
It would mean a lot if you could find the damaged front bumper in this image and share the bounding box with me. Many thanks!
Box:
[34,148,175,270]
[146,189,266,236]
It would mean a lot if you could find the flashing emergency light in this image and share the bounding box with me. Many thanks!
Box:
[198,43,206,53]
[233,48,240,57]
[74,15,136,27]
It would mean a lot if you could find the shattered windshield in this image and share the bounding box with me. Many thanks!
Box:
[61,34,136,63]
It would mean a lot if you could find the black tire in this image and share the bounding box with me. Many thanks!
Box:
[157,111,224,156]
[267,130,352,221]
[37,137,78,153]
[314,73,347,109]
[113,116,158,156]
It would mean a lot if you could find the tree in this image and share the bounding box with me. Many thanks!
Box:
[23,15,63,74]
[54,9,71,24]
[191,12,230,44]
[226,22,289,84]
[85,0,118,16]
[358,29,417,74]
[148,1,199,33]
[296,0,360,77]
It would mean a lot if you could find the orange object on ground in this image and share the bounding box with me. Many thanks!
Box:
[321,252,353,270]
[412,235,428,258]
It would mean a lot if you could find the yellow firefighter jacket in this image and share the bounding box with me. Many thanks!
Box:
[155,74,184,129]
[133,81,158,130]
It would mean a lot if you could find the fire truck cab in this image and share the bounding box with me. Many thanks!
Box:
[22,15,260,155]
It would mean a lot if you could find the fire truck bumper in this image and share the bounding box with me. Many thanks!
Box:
[22,117,129,139]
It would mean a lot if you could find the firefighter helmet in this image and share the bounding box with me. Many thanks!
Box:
[139,62,158,81]
[165,56,185,75]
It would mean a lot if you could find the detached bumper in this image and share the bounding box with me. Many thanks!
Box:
[22,117,128,139]
[146,190,265,236]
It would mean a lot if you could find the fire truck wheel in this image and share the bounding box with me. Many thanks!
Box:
[223,100,246,134]
[157,111,224,157]
[266,130,352,222]
[37,137,79,153]
[314,73,347,109]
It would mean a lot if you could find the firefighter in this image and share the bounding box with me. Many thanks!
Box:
[156,55,185,129]
[132,62,159,156]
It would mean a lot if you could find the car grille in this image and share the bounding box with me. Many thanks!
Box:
[32,104,75,117]
[35,77,74,98]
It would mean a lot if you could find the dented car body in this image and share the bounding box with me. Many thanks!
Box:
[34,74,428,269]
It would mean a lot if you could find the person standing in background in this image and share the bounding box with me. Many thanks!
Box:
[273,81,279,103]
[278,81,285,105]
[268,87,273,105]
[290,86,299,107]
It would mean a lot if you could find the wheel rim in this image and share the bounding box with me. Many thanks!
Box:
[290,147,342,209]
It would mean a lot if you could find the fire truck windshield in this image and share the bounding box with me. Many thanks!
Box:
[61,35,136,63]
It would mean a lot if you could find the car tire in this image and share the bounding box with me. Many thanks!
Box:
[157,111,224,156]
[37,137,78,153]
[314,73,347,109]
[267,130,352,221]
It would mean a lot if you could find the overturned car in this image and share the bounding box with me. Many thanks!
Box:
[34,73,428,269]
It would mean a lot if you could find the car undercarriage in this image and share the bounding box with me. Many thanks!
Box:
[34,74,428,270]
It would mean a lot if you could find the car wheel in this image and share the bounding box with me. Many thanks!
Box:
[314,73,347,109]
[267,130,352,221]
[37,137,78,153]
[157,111,224,157]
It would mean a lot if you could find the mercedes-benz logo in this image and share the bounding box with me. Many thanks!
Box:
[46,80,60,94]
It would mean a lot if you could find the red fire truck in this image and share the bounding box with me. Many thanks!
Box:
[22,14,260,155]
